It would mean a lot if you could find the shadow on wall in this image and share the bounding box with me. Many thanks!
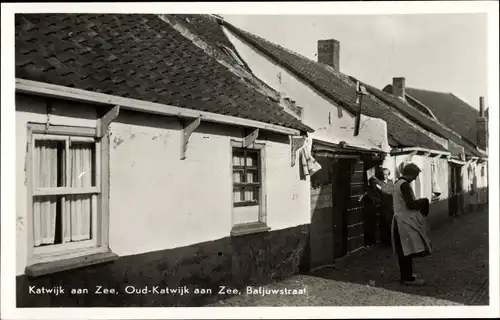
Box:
[17,224,310,307]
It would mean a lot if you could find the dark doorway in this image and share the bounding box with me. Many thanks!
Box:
[449,164,463,216]
[309,157,353,269]
[345,159,366,253]
[331,159,352,257]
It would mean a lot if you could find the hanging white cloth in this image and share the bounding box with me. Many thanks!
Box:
[431,160,442,196]
[67,141,93,242]
[33,141,58,246]
[299,138,322,177]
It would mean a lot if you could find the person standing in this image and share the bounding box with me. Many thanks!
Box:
[392,163,432,286]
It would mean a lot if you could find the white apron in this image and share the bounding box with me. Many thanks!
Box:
[391,179,432,257]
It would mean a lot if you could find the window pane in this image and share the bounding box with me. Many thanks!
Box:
[246,169,258,183]
[233,171,243,183]
[233,187,244,203]
[65,194,93,242]
[246,152,258,167]
[33,194,94,246]
[70,141,96,187]
[34,140,66,188]
[232,150,245,166]
[244,187,259,202]
[33,195,63,246]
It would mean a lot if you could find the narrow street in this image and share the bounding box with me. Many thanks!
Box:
[209,208,489,306]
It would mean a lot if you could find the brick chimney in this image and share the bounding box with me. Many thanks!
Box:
[477,96,488,151]
[318,39,340,72]
[392,77,406,100]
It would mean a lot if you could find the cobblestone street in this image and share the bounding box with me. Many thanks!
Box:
[209,208,488,306]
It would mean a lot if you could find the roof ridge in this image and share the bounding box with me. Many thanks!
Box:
[158,16,280,101]
[448,92,480,112]
[158,14,309,127]
[408,87,479,114]
[404,93,439,120]
[228,22,316,64]
[224,21,357,83]
[226,21,376,112]
[406,86,452,95]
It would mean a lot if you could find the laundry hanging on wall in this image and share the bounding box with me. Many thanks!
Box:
[299,138,322,177]
[431,159,442,197]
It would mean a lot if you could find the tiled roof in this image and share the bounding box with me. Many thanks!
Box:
[382,85,484,157]
[405,87,480,145]
[15,14,312,133]
[222,22,447,151]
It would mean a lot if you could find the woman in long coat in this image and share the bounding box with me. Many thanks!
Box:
[392,163,432,286]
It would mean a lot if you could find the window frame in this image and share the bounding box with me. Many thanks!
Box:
[230,140,269,236]
[232,147,262,208]
[26,123,110,266]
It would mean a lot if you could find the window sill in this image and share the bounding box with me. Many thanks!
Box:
[25,250,119,278]
[230,222,270,237]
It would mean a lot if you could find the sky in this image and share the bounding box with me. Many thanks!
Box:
[222,14,488,109]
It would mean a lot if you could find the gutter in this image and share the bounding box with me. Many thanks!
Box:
[468,156,488,163]
[390,147,451,157]
[448,158,467,165]
[16,78,302,136]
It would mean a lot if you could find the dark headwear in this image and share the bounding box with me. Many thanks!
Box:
[401,163,421,179]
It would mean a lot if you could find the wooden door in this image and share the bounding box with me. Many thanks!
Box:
[309,157,350,269]
[331,159,350,258]
[310,156,336,269]
[345,159,366,253]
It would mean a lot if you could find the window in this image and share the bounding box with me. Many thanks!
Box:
[232,148,260,207]
[27,123,110,270]
[230,140,269,236]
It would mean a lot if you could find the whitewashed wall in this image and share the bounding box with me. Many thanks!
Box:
[16,94,310,275]
[222,27,390,154]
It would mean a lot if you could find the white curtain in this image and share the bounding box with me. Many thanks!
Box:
[67,142,93,242]
[33,141,59,246]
